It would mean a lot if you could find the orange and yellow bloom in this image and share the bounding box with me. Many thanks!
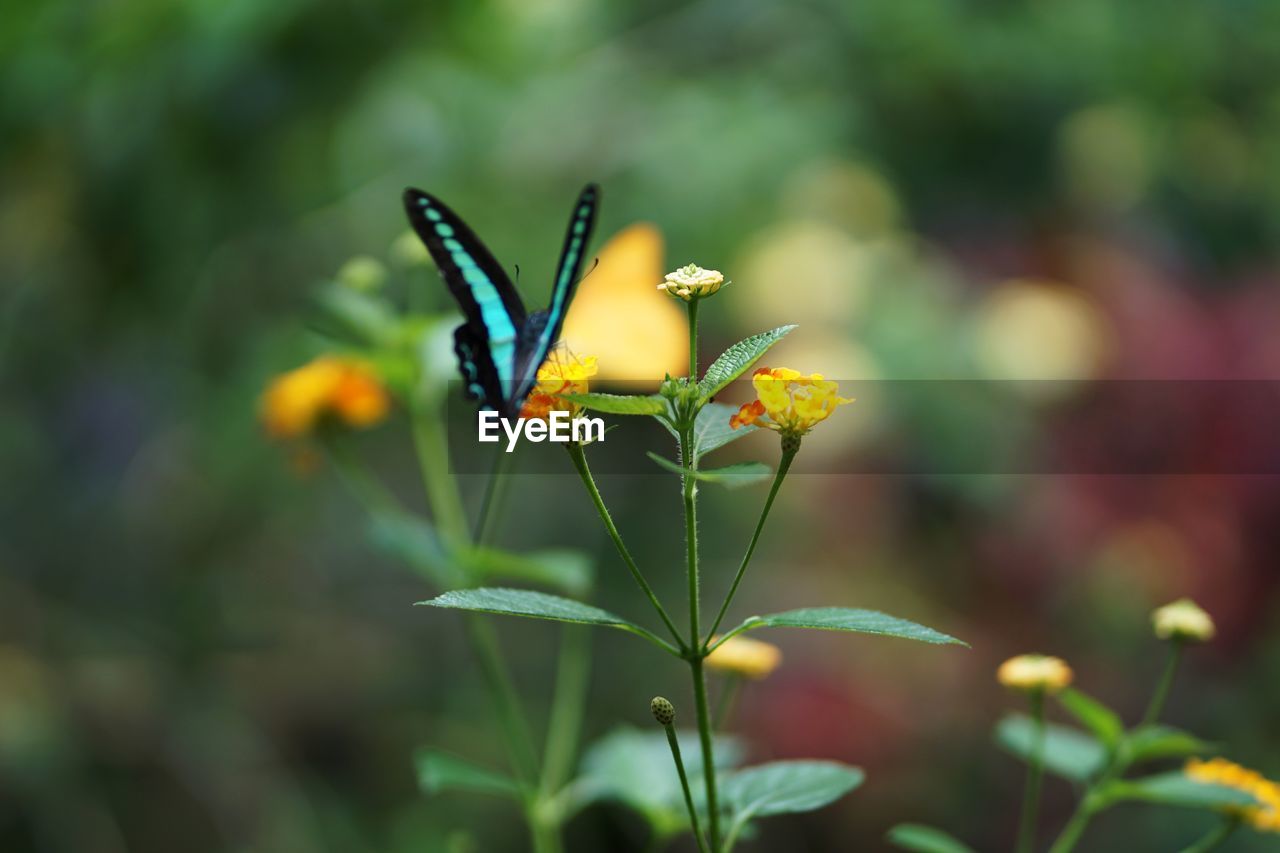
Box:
[260,356,389,439]
[1185,758,1280,832]
[729,367,853,437]
[706,635,782,679]
[520,352,599,421]
[997,654,1074,694]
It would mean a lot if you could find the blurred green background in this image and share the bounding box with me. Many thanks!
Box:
[4,0,1280,850]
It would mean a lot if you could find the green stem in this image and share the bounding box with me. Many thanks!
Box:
[704,448,795,646]
[713,676,742,730]
[410,401,469,545]
[691,663,719,849]
[466,615,540,786]
[1178,816,1241,853]
[1141,641,1183,727]
[664,723,711,853]
[1017,691,1046,853]
[687,297,699,379]
[475,446,516,545]
[564,442,685,649]
[539,625,591,799]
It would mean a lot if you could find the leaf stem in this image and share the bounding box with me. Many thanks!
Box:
[564,442,685,649]
[1141,640,1183,728]
[1016,691,1046,853]
[663,722,711,853]
[704,448,795,646]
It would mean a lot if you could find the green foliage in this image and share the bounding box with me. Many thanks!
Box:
[1057,688,1124,748]
[698,325,797,399]
[464,548,593,597]
[886,823,977,853]
[994,714,1107,782]
[1123,725,1215,764]
[645,453,772,489]
[722,760,863,819]
[722,607,966,647]
[367,510,459,588]
[561,392,666,415]
[416,749,520,799]
[1095,772,1260,810]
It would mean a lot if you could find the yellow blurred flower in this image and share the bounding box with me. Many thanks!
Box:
[729,367,853,438]
[658,263,727,301]
[260,356,390,439]
[519,352,599,421]
[997,655,1073,694]
[1152,598,1216,643]
[1185,758,1280,833]
[705,635,782,679]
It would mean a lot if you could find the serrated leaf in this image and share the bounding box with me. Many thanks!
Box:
[561,392,666,415]
[887,824,977,853]
[1057,688,1123,748]
[994,715,1106,782]
[722,608,966,647]
[417,588,676,653]
[1124,725,1216,764]
[699,325,797,399]
[658,401,760,461]
[464,548,593,596]
[1097,771,1260,810]
[415,748,520,798]
[646,453,772,489]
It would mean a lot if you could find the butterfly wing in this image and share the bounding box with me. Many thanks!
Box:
[559,223,688,384]
[511,184,600,407]
[403,188,526,410]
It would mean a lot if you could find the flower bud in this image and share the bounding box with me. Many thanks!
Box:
[997,654,1073,695]
[705,635,782,680]
[1152,598,1215,643]
[650,696,675,726]
[658,264,727,301]
[336,255,387,291]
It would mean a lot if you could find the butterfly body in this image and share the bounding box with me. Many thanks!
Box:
[403,184,599,418]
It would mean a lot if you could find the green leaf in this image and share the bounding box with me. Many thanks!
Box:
[646,453,772,489]
[1124,725,1216,764]
[417,588,677,653]
[658,401,760,461]
[1057,688,1123,748]
[886,824,977,853]
[313,283,398,347]
[367,510,462,588]
[724,608,966,646]
[415,748,519,798]
[994,715,1107,782]
[1097,771,1260,810]
[561,392,666,415]
[723,760,863,818]
[699,325,797,399]
[464,548,593,596]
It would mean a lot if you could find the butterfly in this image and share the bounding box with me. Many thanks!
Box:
[559,223,688,383]
[403,184,599,418]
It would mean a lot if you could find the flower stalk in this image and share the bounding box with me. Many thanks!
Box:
[652,697,710,853]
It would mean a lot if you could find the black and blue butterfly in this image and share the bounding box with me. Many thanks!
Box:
[403,184,599,419]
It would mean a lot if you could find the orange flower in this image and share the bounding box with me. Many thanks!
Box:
[1185,758,1280,832]
[260,356,389,439]
[519,352,598,421]
[729,367,853,437]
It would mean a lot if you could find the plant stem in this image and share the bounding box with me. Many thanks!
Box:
[1047,796,1099,853]
[664,723,711,853]
[1017,691,1046,853]
[704,448,795,646]
[564,442,685,649]
[713,675,741,730]
[539,626,591,799]
[1178,817,1240,853]
[410,400,469,545]
[1141,640,1183,727]
[688,297,700,379]
[475,445,516,545]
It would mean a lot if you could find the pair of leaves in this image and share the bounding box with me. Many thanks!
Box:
[420,588,967,656]
[369,510,592,595]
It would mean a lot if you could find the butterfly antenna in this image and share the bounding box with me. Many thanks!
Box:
[513,263,521,283]
[576,257,601,284]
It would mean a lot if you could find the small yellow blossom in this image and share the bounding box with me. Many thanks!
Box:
[997,654,1074,694]
[1152,598,1215,643]
[705,635,782,679]
[729,367,853,438]
[1185,758,1280,833]
[520,352,599,421]
[658,263,727,301]
[260,356,390,439]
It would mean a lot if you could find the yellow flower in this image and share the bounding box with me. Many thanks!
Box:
[729,367,854,438]
[519,352,599,421]
[705,635,782,679]
[1185,758,1280,833]
[658,263,727,301]
[1152,598,1215,643]
[997,654,1073,694]
[260,356,390,439]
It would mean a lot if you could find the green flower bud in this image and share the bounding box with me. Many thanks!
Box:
[650,696,675,726]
